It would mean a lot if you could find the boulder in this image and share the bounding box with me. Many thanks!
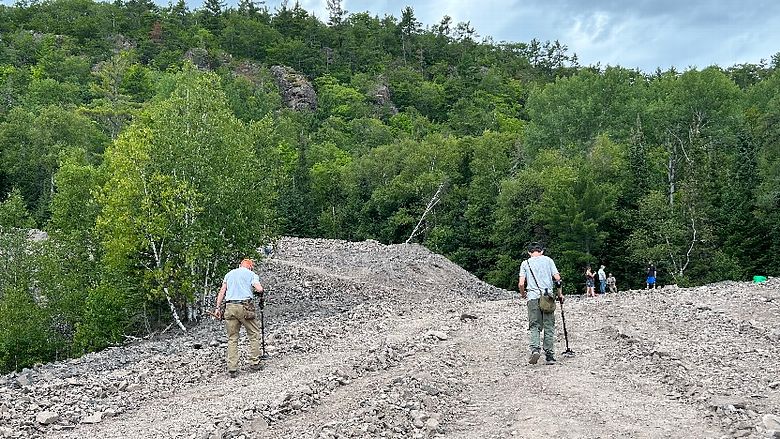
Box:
[372,78,397,115]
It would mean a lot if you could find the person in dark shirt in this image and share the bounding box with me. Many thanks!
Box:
[584,266,595,297]
[646,263,657,290]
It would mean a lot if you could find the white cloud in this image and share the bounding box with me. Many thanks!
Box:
[567,12,612,46]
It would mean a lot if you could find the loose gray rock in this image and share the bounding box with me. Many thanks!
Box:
[15,374,30,387]
[2,237,777,439]
[710,397,747,410]
[35,411,59,425]
[427,331,449,341]
[81,412,103,424]
[765,414,780,431]
[424,417,440,431]
[248,416,268,432]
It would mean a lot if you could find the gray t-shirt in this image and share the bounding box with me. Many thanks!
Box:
[519,255,559,300]
[598,268,606,281]
[223,267,260,301]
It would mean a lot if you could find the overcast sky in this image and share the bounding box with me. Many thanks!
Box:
[281,0,780,72]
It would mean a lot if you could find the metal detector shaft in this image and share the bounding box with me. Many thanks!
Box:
[559,296,574,355]
[259,290,268,359]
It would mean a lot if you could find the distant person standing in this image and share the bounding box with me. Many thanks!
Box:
[214,258,265,378]
[597,265,607,295]
[646,263,657,290]
[607,273,617,294]
[518,242,563,365]
[584,266,596,297]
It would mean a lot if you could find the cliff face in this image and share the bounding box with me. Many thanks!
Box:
[372,80,398,116]
[270,66,317,112]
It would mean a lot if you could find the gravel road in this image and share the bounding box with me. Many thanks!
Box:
[1,237,778,438]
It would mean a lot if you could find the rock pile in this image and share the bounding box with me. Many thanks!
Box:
[0,237,777,439]
[589,278,780,438]
[0,237,505,438]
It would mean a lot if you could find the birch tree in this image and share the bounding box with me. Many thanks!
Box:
[98,65,274,330]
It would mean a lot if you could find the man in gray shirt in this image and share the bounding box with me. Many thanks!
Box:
[518,242,563,365]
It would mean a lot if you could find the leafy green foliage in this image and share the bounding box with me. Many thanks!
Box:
[0,0,778,372]
[98,65,276,311]
[72,283,130,355]
[0,187,35,229]
[0,289,65,372]
[0,231,66,371]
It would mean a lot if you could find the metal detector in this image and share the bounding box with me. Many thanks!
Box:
[559,296,575,357]
[259,289,268,359]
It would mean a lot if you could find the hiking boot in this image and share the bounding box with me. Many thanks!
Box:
[228,370,238,378]
[249,363,263,372]
[528,350,541,365]
[545,356,557,365]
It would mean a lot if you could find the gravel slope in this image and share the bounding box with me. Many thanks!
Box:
[1,237,778,439]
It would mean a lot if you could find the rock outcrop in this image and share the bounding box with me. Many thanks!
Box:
[270,65,317,111]
[372,78,398,115]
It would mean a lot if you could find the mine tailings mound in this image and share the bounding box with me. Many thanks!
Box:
[1,237,778,438]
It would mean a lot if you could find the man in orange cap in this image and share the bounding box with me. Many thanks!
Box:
[214,258,264,377]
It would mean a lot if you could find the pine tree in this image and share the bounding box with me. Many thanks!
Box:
[326,0,345,26]
[201,0,225,32]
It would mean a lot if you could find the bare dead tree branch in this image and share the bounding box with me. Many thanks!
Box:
[664,215,697,281]
[406,181,446,244]
[668,128,693,164]
[664,235,680,282]
[164,288,187,332]
[160,322,175,334]
[681,216,697,275]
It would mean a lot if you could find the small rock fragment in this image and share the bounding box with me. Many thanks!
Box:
[81,412,103,424]
[36,411,59,425]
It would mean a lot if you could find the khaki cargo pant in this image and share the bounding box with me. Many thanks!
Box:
[527,298,556,357]
[224,303,261,372]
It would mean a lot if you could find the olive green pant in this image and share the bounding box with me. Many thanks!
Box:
[527,299,556,357]
[224,303,261,372]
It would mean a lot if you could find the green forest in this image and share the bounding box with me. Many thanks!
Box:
[0,0,778,372]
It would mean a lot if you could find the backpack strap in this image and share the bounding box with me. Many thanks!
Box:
[525,259,543,293]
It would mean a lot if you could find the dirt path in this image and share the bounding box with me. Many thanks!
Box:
[50,293,743,439]
[7,238,777,439]
[447,298,724,438]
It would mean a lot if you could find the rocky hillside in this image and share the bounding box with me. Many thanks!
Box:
[0,237,778,439]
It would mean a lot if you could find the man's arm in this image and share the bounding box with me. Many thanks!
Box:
[215,282,227,317]
[518,275,527,299]
[252,281,264,294]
